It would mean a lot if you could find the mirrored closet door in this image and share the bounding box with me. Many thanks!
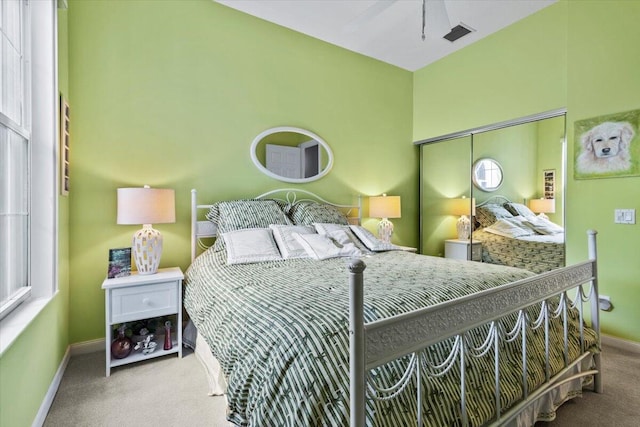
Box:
[418,111,567,273]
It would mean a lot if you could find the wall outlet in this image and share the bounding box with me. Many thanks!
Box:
[598,295,613,312]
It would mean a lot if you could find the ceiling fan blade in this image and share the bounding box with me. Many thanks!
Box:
[425,0,451,38]
[343,0,398,34]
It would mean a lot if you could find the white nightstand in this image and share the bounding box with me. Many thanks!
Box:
[102,267,184,376]
[397,245,417,252]
[444,239,482,261]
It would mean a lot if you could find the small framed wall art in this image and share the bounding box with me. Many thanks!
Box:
[543,169,555,199]
[59,95,70,195]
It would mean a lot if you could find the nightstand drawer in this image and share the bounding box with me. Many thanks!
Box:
[111,281,178,323]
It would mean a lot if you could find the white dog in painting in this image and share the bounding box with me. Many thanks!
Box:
[576,121,635,174]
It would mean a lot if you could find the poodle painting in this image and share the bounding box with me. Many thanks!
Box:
[574,109,640,179]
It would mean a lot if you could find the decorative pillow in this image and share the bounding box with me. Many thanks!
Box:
[483,218,536,238]
[475,204,513,228]
[293,232,362,260]
[503,202,536,219]
[207,200,290,251]
[313,223,368,251]
[521,216,564,235]
[269,224,315,259]
[288,202,349,225]
[222,228,283,265]
[349,225,401,252]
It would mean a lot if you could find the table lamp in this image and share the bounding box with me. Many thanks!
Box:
[117,185,175,275]
[529,198,555,220]
[451,197,476,240]
[369,194,401,243]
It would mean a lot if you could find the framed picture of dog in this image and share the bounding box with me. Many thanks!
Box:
[574,108,639,179]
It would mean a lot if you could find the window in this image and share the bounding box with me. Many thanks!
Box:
[0,0,57,330]
[0,0,30,320]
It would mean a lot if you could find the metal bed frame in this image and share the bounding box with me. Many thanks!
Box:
[189,188,601,426]
[349,231,601,426]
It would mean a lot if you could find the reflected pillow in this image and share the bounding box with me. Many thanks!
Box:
[521,216,564,235]
[269,224,315,259]
[484,218,536,238]
[476,204,514,228]
[503,202,536,219]
[288,202,350,225]
[222,228,283,265]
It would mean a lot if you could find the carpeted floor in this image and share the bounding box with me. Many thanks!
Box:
[44,344,639,426]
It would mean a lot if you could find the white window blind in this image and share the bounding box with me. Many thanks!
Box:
[0,0,31,320]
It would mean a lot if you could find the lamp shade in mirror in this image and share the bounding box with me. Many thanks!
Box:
[529,198,555,214]
[250,126,333,183]
[472,158,503,192]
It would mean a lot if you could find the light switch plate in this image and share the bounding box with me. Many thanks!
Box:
[614,209,636,224]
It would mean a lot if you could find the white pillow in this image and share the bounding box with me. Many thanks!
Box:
[293,232,362,260]
[269,224,315,259]
[313,223,368,251]
[349,225,401,252]
[484,218,536,238]
[222,228,282,264]
[521,216,564,235]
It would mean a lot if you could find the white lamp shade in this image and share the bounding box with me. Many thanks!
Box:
[117,187,176,225]
[529,198,555,214]
[117,186,175,275]
[369,195,401,219]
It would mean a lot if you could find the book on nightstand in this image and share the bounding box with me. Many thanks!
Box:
[107,247,132,279]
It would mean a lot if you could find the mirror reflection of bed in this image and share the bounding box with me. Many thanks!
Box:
[419,110,566,273]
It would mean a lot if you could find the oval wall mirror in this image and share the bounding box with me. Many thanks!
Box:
[250,126,334,183]
[472,158,504,192]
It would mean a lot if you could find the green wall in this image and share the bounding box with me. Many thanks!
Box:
[66,0,414,343]
[414,0,640,342]
[0,9,71,427]
[565,0,640,341]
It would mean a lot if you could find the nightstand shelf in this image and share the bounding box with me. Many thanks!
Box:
[444,239,482,261]
[102,267,184,376]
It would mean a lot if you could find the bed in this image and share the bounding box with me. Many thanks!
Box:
[184,189,601,427]
[471,197,566,274]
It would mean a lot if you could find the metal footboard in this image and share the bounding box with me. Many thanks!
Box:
[349,230,601,426]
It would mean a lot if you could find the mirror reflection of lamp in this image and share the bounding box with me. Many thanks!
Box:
[451,197,476,240]
[369,194,401,243]
[117,186,176,275]
[529,198,555,220]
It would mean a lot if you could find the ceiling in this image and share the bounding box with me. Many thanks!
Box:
[216,0,556,71]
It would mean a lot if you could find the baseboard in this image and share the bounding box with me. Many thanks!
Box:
[32,346,70,427]
[70,338,104,356]
[32,339,104,426]
[602,334,640,354]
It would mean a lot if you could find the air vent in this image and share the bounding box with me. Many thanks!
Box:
[443,23,473,42]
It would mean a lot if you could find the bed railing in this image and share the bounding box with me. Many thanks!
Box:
[349,230,601,426]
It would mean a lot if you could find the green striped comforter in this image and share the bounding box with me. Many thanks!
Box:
[184,249,596,426]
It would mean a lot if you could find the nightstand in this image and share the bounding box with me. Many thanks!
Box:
[444,239,482,261]
[102,267,184,376]
[397,245,417,252]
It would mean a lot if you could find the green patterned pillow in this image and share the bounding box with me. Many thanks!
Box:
[476,204,513,228]
[207,200,290,251]
[288,202,349,225]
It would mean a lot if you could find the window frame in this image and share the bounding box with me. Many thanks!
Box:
[0,0,59,354]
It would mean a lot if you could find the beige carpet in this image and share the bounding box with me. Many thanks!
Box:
[44,344,639,426]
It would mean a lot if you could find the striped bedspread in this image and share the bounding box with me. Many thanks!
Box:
[473,229,565,274]
[184,249,596,426]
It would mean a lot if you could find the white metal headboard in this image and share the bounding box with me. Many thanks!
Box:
[476,195,512,207]
[190,188,362,261]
